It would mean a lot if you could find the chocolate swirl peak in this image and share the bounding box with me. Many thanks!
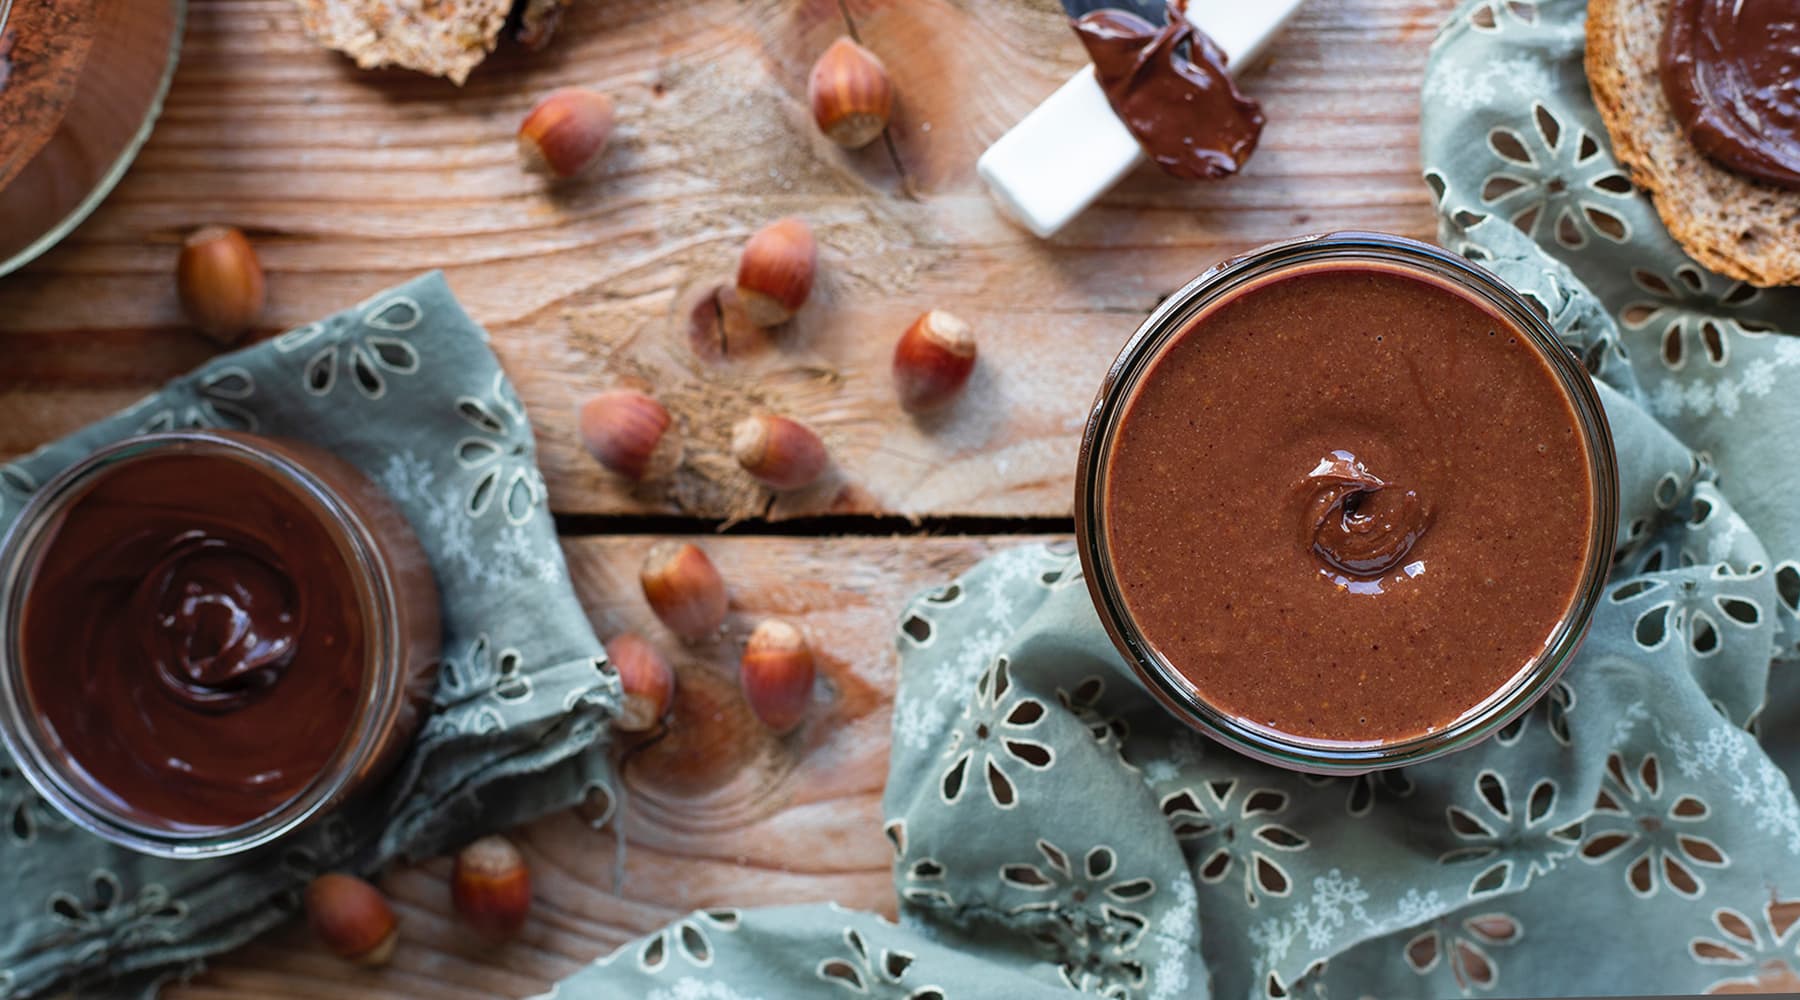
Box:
[1299,450,1431,579]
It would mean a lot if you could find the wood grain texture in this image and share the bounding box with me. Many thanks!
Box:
[163,533,1035,1000]
[0,0,1448,519]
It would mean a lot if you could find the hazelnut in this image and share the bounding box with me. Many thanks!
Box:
[177,225,265,345]
[735,217,816,327]
[451,834,532,943]
[605,632,676,732]
[740,619,815,733]
[578,390,681,481]
[640,541,729,642]
[731,414,828,491]
[893,309,977,413]
[808,37,894,149]
[304,873,398,966]
[518,87,616,179]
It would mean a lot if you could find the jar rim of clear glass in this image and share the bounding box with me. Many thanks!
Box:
[0,431,410,857]
[1074,231,1619,773]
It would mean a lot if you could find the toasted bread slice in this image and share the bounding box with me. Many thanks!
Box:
[1586,0,1800,287]
[293,0,512,85]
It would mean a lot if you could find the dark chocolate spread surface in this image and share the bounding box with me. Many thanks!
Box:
[1103,262,1594,744]
[1072,1,1265,180]
[1660,0,1800,189]
[22,451,366,831]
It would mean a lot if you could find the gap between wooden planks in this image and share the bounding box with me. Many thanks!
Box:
[167,533,1046,1000]
[0,0,1447,521]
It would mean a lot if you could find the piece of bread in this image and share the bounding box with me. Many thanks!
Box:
[1586,0,1800,287]
[292,0,513,85]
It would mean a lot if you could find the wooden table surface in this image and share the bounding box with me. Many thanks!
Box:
[0,0,1448,994]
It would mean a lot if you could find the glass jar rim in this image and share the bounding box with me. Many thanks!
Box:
[1073,231,1620,773]
[0,430,407,857]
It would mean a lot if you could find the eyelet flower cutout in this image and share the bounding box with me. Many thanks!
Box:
[455,371,547,525]
[1579,752,1728,898]
[1055,676,1130,748]
[938,658,1054,810]
[47,870,188,967]
[1690,898,1800,993]
[1481,104,1634,250]
[1162,780,1308,906]
[816,927,944,999]
[1622,263,1772,371]
[1610,576,1762,658]
[430,634,533,736]
[134,367,258,433]
[0,760,65,846]
[1467,0,1537,30]
[1263,959,1329,1000]
[274,296,423,400]
[1403,911,1521,995]
[1301,767,1416,817]
[1439,770,1581,897]
[636,910,741,973]
[1002,841,1155,999]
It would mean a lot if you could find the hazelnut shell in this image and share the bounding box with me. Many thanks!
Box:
[735,217,816,327]
[451,835,532,943]
[740,619,816,733]
[518,87,616,179]
[893,309,977,413]
[731,414,828,491]
[640,541,729,641]
[177,225,265,345]
[808,37,894,149]
[304,873,398,966]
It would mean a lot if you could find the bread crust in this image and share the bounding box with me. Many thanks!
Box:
[292,0,513,85]
[1585,0,1800,287]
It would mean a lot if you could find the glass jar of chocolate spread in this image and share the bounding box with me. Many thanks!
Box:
[0,430,441,857]
[1076,232,1618,772]
[0,0,185,275]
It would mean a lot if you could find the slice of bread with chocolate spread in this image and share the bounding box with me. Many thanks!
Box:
[1586,0,1800,287]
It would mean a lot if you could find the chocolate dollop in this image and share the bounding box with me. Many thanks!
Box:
[1659,0,1800,189]
[1299,450,1431,580]
[1072,1,1266,180]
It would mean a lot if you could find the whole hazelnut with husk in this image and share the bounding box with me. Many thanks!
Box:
[452,834,532,943]
[732,414,827,491]
[304,873,398,966]
[578,390,681,481]
[518,88,615,179]
[893,310,977,413]
[809,37,894,149]
[735,218,816,327]
[740,619,815,733]
[605,632,676,732]
[177,225,265,345]
[640,541,728,642]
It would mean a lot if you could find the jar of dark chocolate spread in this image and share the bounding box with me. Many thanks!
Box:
[1076,233,1618,772]
[0,430,441,856]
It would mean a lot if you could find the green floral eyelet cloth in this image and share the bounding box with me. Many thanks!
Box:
[0,273,620,998]
[541,1,1800,998]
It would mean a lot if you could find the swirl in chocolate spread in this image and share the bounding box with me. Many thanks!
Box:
[133,531,302,712]
[1298,449,1431,585]
[1072,0,1265,180]
[22,451,365,831]
[1660,0,1800,189]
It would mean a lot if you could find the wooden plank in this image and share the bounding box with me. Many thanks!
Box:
[0,0,1448,519]
[161,532,1038,1000]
